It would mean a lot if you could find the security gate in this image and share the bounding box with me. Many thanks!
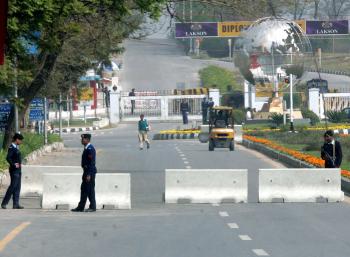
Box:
[120,91,205,121]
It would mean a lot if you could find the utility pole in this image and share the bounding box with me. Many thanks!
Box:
[228,39,232,60]
[289,74,294,132]
[14,57,19,133]
[43,97,48,145]
[189,0,193,54]
[59,93,62,138]
[66,94,70,128]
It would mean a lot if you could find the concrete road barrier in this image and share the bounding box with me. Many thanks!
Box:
[165,169,248,204]
[234,125,243,143]
[42,173,131,209]
[95,174,131,209]
[259,168,344,203]
[21,165,82,196]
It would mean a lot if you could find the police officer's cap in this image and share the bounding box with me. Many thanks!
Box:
[13,133,24,141]
[81,133,92,140]
[324,130,334,137]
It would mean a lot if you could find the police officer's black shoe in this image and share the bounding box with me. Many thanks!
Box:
[85,208,96,212]
[71,208,84,212]
[13,205,24,209]
[1,205,6,209]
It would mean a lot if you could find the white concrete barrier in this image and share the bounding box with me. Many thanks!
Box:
[42,173,131,209]
[42,173,81,209]
[259,168,344,203]
[96,174,131,209]
[21,165,81,196]
[165,169,248,204]
[234,125,243,143]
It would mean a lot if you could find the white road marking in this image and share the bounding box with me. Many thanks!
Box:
[239,235,252,241]
[184,161,189,164]
[185,166,192,169]
[212,203,220,207]
[101,132,105,135]
[181,157,187,161]
[219,211,229,217]
[227,223,239,229]
[252,249,269,256]
[180,154,185,157]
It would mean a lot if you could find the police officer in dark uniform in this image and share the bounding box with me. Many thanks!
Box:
[71,134,97,212]
[1,133,24,209]
[321,130,342,168]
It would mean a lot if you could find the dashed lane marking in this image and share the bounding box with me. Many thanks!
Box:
[227,223,239,229]
[185,166,192,169]
[219,211,229,217]
[239,235,252,241]
[184,161,189,164]
[0,222,31,252]
[212,203,220,207]
[252,249,269,256]
[180,154,185,157]
[181,157,187,160]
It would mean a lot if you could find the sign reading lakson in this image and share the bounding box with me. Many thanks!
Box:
[306,20,349,35]
[175,22,218,38]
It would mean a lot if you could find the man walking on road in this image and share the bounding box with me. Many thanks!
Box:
[138,114,150,150]
[1,133,24,209]
[321,130,342,168]
[72,134,97,212]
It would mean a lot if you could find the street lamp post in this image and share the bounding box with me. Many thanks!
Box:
[289,73,294,132]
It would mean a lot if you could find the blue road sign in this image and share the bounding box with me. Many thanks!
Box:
[29,98,44,121]
[0,103,12,129]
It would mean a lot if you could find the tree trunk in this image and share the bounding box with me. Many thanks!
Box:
[2,52,60,150]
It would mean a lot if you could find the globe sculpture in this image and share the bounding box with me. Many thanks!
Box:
[234,17,313,114]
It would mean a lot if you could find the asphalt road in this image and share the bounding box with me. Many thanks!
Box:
[120,38,235,91]
[2,34,350,257]
[1,124,350,257]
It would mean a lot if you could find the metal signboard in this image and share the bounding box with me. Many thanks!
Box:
[0,103,11,129]
[175,22,218,38]
[306,20,349,35]
[29,98,44,121]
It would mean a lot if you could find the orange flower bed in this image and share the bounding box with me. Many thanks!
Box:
[244,135,350,179]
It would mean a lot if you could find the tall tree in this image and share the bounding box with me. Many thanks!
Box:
[1,0,166,149]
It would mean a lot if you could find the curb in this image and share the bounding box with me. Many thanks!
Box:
[50,126,100,134]
[242,139,350,194]
[242,140,314,168]
[24,142,65,164]
[153,133,199,140]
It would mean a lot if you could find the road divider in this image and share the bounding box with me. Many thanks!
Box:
[21,165,82,196]
[165,169,248,204]
[42,173,131,209]
[259,168,344,203]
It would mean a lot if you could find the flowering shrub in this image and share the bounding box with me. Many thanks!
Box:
[244,134,350,179]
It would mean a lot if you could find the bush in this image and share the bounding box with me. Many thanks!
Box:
[222,91,244,108]
[326,110,348,123]
[233,109,245,124]
[0,133,62,172]
[301,108,320,125]
[303,141,322,151]
[199,65,239,93]
[269,113,284,127]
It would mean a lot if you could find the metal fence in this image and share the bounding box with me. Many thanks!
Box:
[120,94,205,121]
[323,93,350,112]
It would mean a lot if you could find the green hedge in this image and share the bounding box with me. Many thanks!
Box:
[199,65,239,93]
[0,133,61,172]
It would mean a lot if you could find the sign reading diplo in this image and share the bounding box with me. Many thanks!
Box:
[175,19,348,38]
